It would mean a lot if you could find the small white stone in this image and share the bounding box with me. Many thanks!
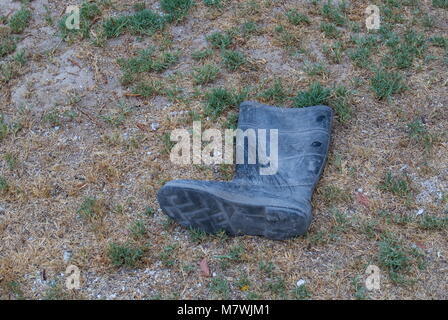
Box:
[151,122,160,131]
[416,209,425,216]
[145,269,156,276]
[296,279,306,287]
[212,272,217,277]
[63,250,72,263]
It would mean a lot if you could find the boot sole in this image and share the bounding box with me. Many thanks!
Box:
[157,183,309,240]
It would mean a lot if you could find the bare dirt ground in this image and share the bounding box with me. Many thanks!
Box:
[0,0,447,299]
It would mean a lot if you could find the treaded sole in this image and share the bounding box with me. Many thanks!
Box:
[157,184,309,240]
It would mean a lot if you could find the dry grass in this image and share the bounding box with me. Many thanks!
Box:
[0,0,447,300]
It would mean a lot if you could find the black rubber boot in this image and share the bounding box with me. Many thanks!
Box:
[157,101,333,240]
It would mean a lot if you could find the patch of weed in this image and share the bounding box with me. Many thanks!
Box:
[204,0,222,6]
[433,0,448,9]
[292,284,311,300]
[321,0,347,26]
[221,49,247,71]
[108,242,144,268]
[103,9,165,38]
[207,31,234,49]
[286,10,310,25]
[44,281,67,300]
[159,244,177,267]
[239,21,259,37]
[320,22,341,39]
[143,206,155,216]
[209,277,230,299]
[118,47,178,85]
[9,7,32,34]
[129,220,146,239]
[304,62,328,77]
[430,36,448,49]
[352,276,367,299]
[0,36,16,57]
[258,261,274,277]
[77,197,105,222]
[4,153,18,170]
[292,81,331,107]
[160,0,195,22]
[379,171,413,199]
[274,25,299,50]
[407,119,436,154]
[188,227,208,242]
[258,79,287,104]
[0,115,9,141]
[418,215,448,230]
[162,132,175,154]
[224,112,238,129]
[322,185,352,204]
[192,64,220,85]
[378,234,425,284]
[203,87,247,118]
[191,48,213,60]
[132,81,163,98]
[0,176,9,194]
[323,41,344,64]
[370,69,406,99]
[267,276,287,299]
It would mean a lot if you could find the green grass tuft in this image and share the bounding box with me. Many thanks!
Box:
[77,197,103,222]
[292,82,331,108]
[221,49,247,70]
[160,0,195,22]
[430,36,448,49]
[118,47,179,85]
[0,176,9,193]
[203,87,247,118]
[379,172,413,199]
[370,69,406,99]
[258,79,287,105]
[321,0,347,26]
[407,119,436,154]
[209,277,230,299]
[132,81,163,98]
[0,115,9,141]
[292,82,351,122]
[207,31,234,49]
[103,9,165,38]
[378,234,425,284]
[108,242,144,268]
[0,36,16,57]
[129,220,146,239]
[286,10,310,25]
[192,64,220,85]
[348,35,380,69]
[293,284,311,300]
[433,0,448,9]
[191,48,214,60]
[9,8,32,34]
[203,0,222,6]
[323,41,344,64]
[418,215,448,230]
[320,22,341,39]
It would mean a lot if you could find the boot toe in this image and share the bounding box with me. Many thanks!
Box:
[158,180,312,240]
